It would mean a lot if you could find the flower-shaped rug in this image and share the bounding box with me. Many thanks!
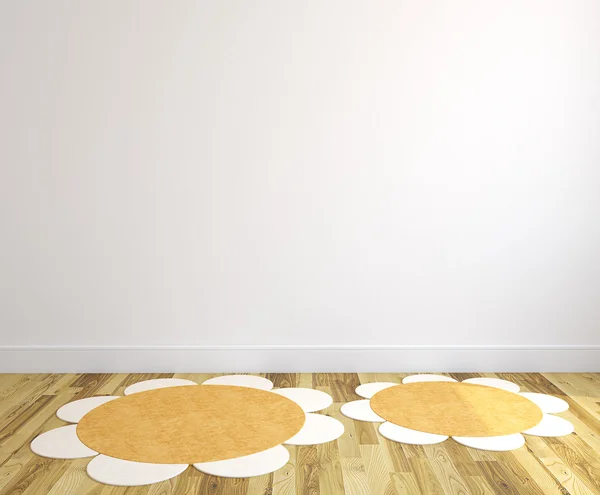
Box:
[341,374,573,451]
[31,375,344,487]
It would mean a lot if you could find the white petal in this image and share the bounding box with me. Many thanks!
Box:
[271,388,333,413]
[194,445,288,478]
[31,425,97,459]
[57,396,121,423]
[519,393,569,414]
[87,455,187,486]
[379,422,448,445]
[201,375,273,391]
[340,400,385,422]
[284,413,344,445]
[452,434,525,451]
[462,378,520,393]
[355,382,398,399]
[522,414,574,437]
[124,378,197,395]
[402,374,457,384]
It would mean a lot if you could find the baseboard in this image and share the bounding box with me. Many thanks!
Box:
[1,345,599,372]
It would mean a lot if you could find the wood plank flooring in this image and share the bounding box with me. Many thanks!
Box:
[0,373,599,494]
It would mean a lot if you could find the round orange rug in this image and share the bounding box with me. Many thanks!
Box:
[77,385,305,464]
[370,382,542,437]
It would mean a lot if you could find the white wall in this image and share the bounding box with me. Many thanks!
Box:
[1,1,599,369]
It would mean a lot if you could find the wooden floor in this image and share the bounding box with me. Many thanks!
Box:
[0,373,599,495]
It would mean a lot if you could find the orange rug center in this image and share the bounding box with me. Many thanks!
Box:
[370,382,542,437]
[77,385,305,464]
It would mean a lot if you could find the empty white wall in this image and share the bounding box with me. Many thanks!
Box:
[1,1,599,369]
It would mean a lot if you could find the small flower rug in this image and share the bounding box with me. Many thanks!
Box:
[341,374,574,451]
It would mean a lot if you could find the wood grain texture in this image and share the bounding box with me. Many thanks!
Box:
[0,373,598,494]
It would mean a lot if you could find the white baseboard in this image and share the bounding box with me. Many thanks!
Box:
[1,345,599,372]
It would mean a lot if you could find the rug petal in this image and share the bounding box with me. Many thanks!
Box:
[519,393,569,413]
[31,425,97,459]
[379,422,448,445]
[522,414,574,437]
[271,388,333,412]
[57,396,121,423]
[193,445,289,478]
[453,433,525,451]
[340,399,385,422]
[355,382,398,399]
[402,374,457,384]
[87,455,188,486]
[201,375,273,391]
[284,413,344,445]
[462,378,520,393]
[124,378,197,395]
